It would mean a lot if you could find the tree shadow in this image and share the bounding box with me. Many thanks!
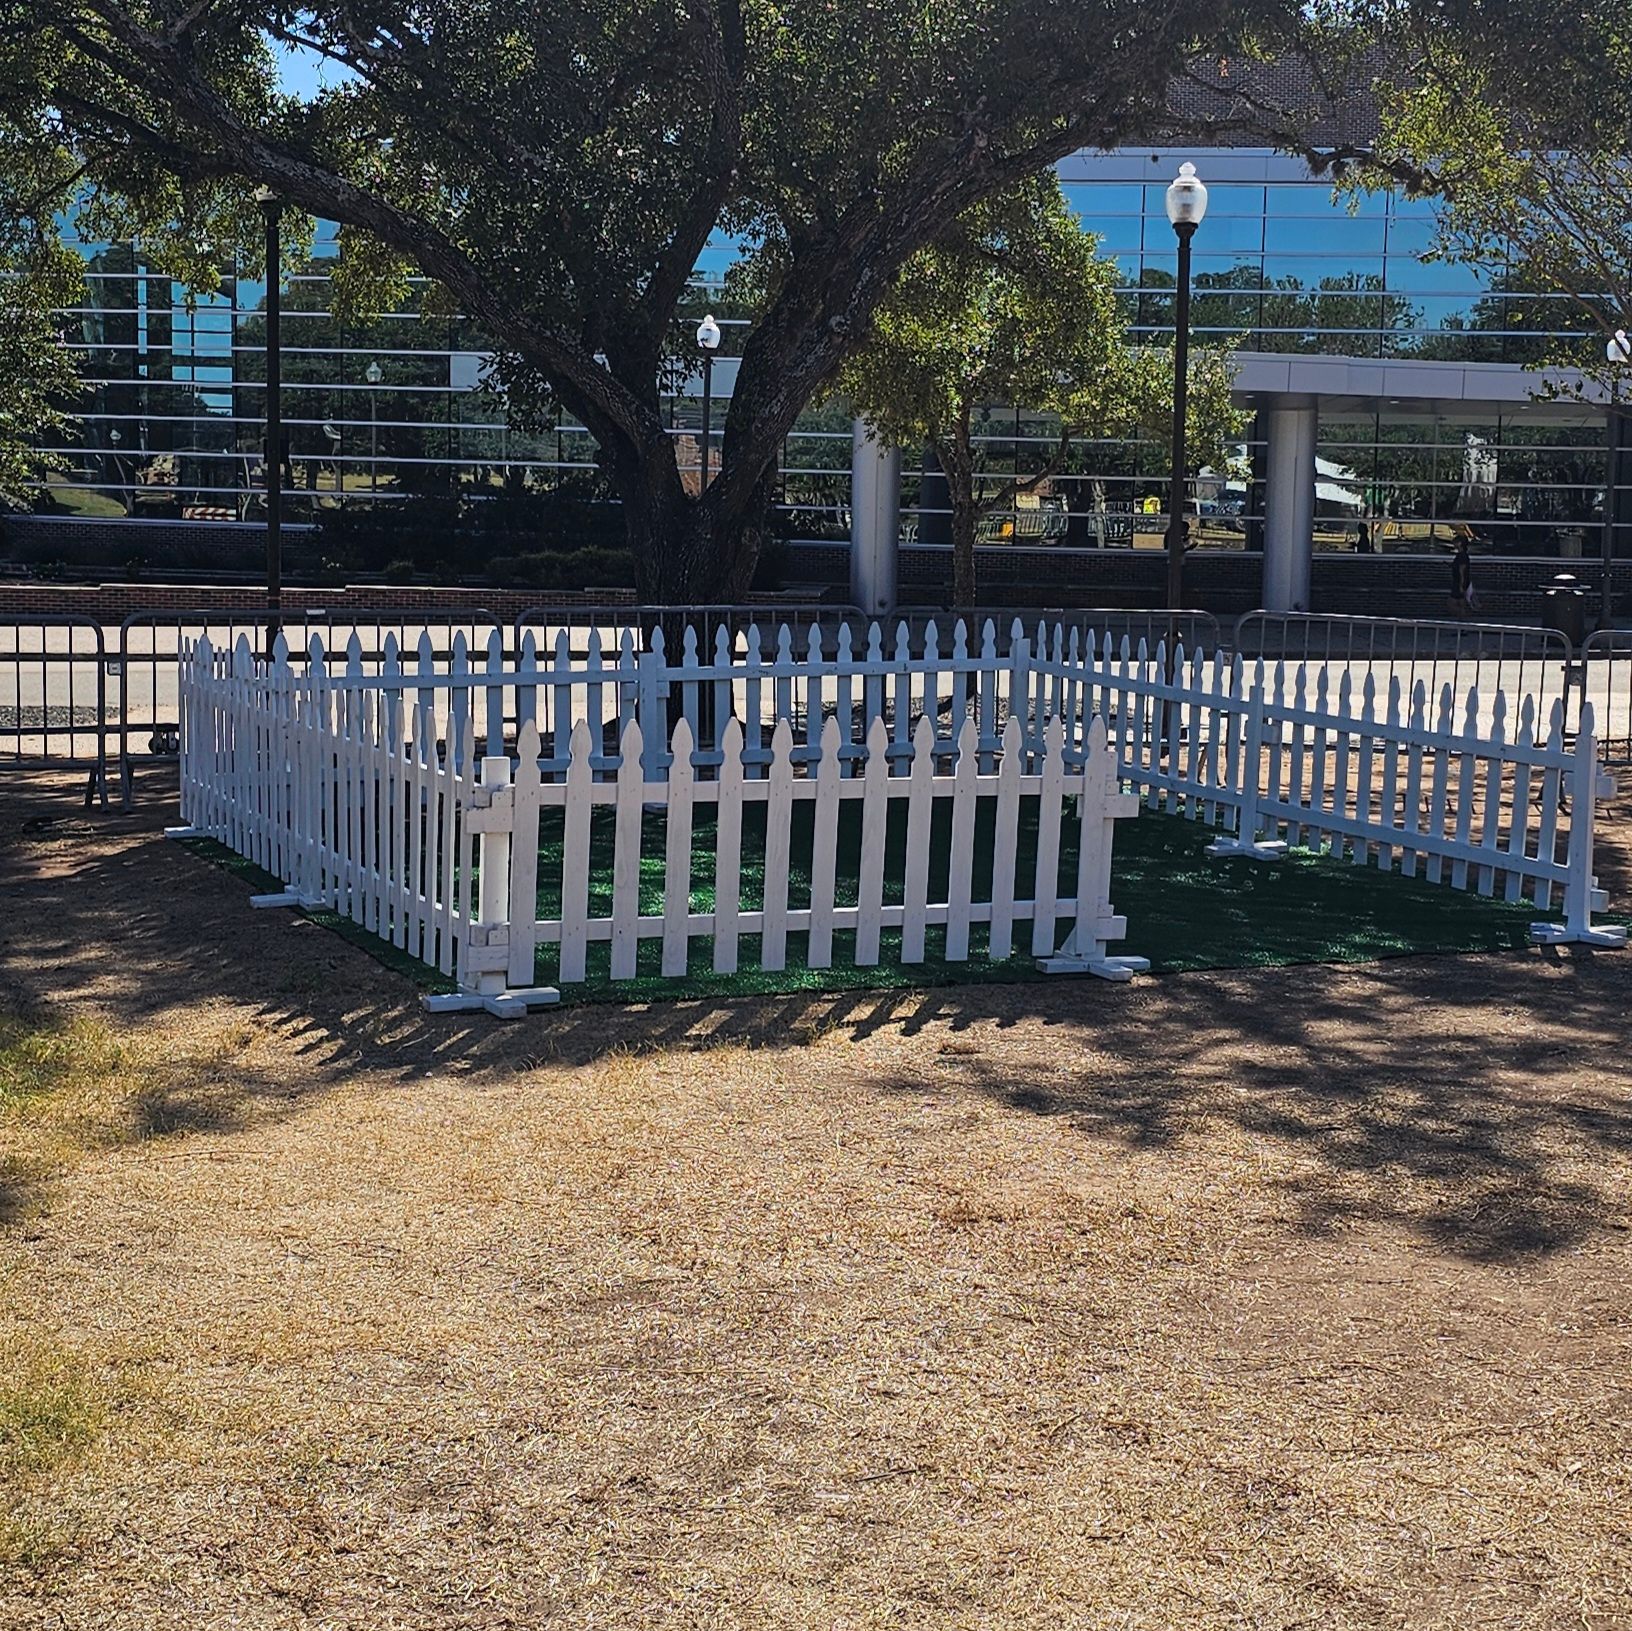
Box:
[4,768,1632,1265]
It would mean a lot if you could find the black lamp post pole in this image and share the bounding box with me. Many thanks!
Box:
[261,195,284,658]
[1606,399,1627,630]
[1166,218,1196,637]
[699,348,714,491]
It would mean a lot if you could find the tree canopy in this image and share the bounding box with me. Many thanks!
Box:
[1,1,1618,588]
[1349,3,1632,399]
[842,175,1242,606]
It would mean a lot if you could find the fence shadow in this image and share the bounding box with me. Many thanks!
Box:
[4,770,1631,1267]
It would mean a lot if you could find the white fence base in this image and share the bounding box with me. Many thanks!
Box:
[1529,921,1629,948]
[423,987,563,1019]
[249,890,303,909]
[1204,836,1288,861]
[1036,932,1152,981]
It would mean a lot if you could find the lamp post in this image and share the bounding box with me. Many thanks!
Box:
[365,359,383,497]
[1603,328,1631,627]
[255,187,284,655]
[1164,162,1208,634]
[696,313,721,491]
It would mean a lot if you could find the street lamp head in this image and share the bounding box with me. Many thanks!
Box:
[365,361,383,384]
[696,313,722,352]
[1165,162,1208,231]
[1609,329,1631,366]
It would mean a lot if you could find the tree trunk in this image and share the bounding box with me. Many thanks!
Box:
[942,416,979,611]
[951,497,979,611]
[611,448,773,605]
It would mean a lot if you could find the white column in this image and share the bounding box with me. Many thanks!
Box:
[850,418,901,617]
[1262,398,1316,613]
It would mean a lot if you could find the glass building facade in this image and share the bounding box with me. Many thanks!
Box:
[30,148,1616,561]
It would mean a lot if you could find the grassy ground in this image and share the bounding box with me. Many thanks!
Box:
[3,769,1631,1629]
[184,802,1567,1005]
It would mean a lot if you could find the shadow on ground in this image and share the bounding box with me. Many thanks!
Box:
[4,767,1631,1265]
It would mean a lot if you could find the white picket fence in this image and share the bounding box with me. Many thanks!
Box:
[171,635,1149,1015]
[172,616,1626,1016]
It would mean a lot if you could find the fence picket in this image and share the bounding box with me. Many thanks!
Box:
[559,718,594,982]
[761,719,795,972]
[1031,717,1065,957]
[714,719,745,973]
[662,717,696,977]
[1533,700,1565,911]
[1475,690,1508,897]
[855,717,889,966]
[989,716,1023,961]
[1375,676,1402,873]
[507,721,544,985]
[945,716,979,961]
[1504,697,1537,904]
[610,719,645,980]
[900,714,937,964]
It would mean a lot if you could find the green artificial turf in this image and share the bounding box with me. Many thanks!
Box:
[178,802,1601,1010]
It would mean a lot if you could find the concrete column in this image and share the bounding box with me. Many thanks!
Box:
[850,418,901,617]
[1262,397,1317,613]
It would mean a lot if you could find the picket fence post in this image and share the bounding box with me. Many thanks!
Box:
[1204,676,1288,861]
[1530,704,1627,947]
[1037,714,1150,980]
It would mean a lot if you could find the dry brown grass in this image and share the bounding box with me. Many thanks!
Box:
[1,770,1631,1629]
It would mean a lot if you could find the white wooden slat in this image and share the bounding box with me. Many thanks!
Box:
[855,716,890,966]
[434,720,459,978]
[1504,696,1537,904]
[1030,716,1066,957]
[1475,690,1508,897]
[1071,713,1122,959]
[943,716,980,961]
[559,718,595,983]
[1375,676,1402,874]
[900,714,936,964]
[406,705,428,964]
[713,718,745,974]
[1533,699,1566,912]
[485,627,505,757]
[1351,673,1377,868]
[453,725,480,987]
[988,715,1023,962]
[890,621,912,777]
[661,717,696,977]
[834,624,855,780]
[977,621,998,773]
[507,721,544,985]
[760,718,795,972]
[1450,687,1480,892]
[1424,684,1455,887]
[806,716,843,968]
[1288,662,1309,848]
[1399,681,1427,879]
[610,719,645,980]
[517,630,539,743]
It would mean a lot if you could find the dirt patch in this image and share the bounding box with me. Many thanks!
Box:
[2,769,1630,1629]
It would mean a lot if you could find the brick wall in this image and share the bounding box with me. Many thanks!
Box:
[784,542,1631,623]
[3,552,1624,626]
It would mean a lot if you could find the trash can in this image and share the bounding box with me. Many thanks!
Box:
[1540,572,1588,647]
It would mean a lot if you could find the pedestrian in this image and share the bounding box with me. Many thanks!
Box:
[1448,538,1478,618]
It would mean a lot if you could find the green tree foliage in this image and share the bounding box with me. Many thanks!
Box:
[1350,5,1632,398]
[0,0,1393,594]
[842,178,1243,606]
[0,150,82,505]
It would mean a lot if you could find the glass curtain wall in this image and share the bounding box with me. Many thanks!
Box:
[34,152,1613,558]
